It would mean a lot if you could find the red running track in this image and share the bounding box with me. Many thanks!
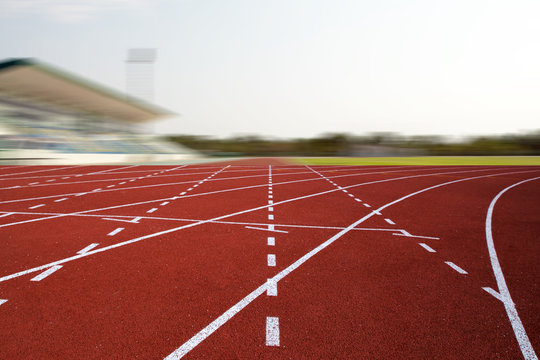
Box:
[0,163,538,359]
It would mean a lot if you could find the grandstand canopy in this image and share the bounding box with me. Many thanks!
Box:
[0,58,173,123]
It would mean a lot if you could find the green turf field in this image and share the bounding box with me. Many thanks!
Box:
[292,156,540,166]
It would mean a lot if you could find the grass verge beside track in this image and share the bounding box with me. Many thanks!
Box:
[292,156,540,166]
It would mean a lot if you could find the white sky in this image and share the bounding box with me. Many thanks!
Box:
[1,0,539,138]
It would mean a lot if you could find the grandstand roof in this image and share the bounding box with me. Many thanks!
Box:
[0,58,173,123]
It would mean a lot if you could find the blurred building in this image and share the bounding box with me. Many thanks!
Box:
[0,58,198,164]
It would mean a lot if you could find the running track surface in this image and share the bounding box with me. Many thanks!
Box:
[0,162,538,359]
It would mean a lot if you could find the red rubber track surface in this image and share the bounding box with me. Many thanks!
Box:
[0,163,538,359]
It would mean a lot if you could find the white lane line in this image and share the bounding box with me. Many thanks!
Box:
[385,218,395,225]
[485,176,539,360]
[445,261,468,274]
[62,177,70,179]
[363,203,371,208]
[418,243,436,253]
[266,278,277,296]
[482,287,503,302]
[0,212,13,218]
[108,227,124,236]
[180,192,187,195]
[92,188,102,192]
[0,299,7,306]
[267,237,275,246]
[268,214,274,220]
[77,243,99,255]
[1,169,537,285]
[75,193,87,196]
[147,208,158,213]
[46,179,56,182]
[266,317,280,346]
[30,265,62,281]
[160,202,170,206]
[119,182,126,185]
[54,198,68,202]
[267,254,276,267]
[29,204,44,209]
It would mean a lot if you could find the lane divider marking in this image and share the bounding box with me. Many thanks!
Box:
[266,317,280,346]
[108,227,124,236]
[385,218,395,225]
[445,261,468,274]
[418,243,436,253]
[147,208,158,214]
[266,279,277,296]
[267,254,276,267]
[30,265,62,282]
[267,237,275,246]
[54,198,68,202]
[29,204,44,209]
[77,243,99,255]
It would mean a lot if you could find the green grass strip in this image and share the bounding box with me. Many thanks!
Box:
[292,156,540,166]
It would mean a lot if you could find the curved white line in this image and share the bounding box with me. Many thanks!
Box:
[486,177,539,360]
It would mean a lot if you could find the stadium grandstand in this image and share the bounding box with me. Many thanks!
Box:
[0,58,198,164]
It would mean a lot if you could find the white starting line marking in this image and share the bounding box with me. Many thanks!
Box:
[160,202,170,206]
[108,227,124,236]
[267,237,275,246]
[147,208,158,214]
[267,254,276,267]
[29,204,44,209]
[0,299,7,306]
[445,261,468,275]
[266,278,277,296]
[77,243,99,255]
[31,265,62,281]
[482,287,503,302]
[54,198,68,202]
[385,218,395,225]
[418,243,436,253]
[268,214,274,220]
[266,317,280,346]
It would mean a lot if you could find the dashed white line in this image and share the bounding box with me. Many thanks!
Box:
[180,192,187,195]
[267,237,275,246]
[54,198,68,202]
[30,265,62,281]
[77,243,100,255]
[267,254,276,267]
[266,317,280,346]
[106,185,115,188]
[160,201,170,206]
[363,203,371,208]
[268,214,274,220]
[354,198,362,202]
[108,227,124,236]
[445,261,468,274]
[29,204,44,209]
[147,208,158,213]
[268,207,274,212]
[418,243,436,253]
[266,278,277,296]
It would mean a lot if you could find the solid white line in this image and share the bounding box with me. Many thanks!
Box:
[30,265,62,281]
[77,243,99,255]
[267,237,275,246]
[147,208,158,213]
[102,217,140,223]
[266,317,280,346]
[445,261,468,274]
[29,204,44,209]
[54,198,68,202]
[108,227,124,236]
[0,212,13,218]
[385,218,395,225]
[267,254,276,267]
[418,243,436,253]
[485,177,539,360]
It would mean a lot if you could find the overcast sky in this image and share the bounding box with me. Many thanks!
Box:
[1,0,539,138]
